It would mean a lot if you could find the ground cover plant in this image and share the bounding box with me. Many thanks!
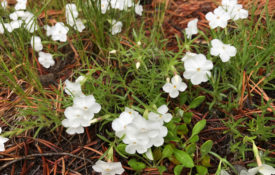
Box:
[0,0,274,174]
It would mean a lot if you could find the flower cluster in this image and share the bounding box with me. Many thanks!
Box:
[62,94,101,135]
[206,0,248,29]
[0,127,9,152]
[65,3,85,32]
[112,106,170,154]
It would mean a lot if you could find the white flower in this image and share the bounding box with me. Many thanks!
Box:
[183,53,213,85]
[205,6,230,29]
[1,0,7,9]
[73,95,101,114]
[30,36,43,52]
[227,4,248,20]
[3,23,13,33]
[0,127,9,152]
[181,52,198,62]
[240,164,275,175]
[38,52,55,68]
[23,12,38,33]
[100,0,110,14]
[65,3,78,26]
[135,4,143,16]
[46,22,69,42]
[210,39,236,62]
[62,94,101,135]
[162,75,187,98]
[0,24,4,34]
[112,108,168,154]
[64,76,85,97]
[221,0,237,9]
[9,11,26,21]
[148,104,172,124]
[112,107,139,137]
[74,19,85,32]
[136,61,140,69]
[111,20,122,35]
[185,18,198,39]
[111,0,133,10]
[15,0,27,10]
[10,20,23,30]
[92,160,124,175]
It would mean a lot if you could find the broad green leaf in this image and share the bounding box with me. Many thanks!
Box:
[200,140,213,158]
[190,135,199,143]
[174,149,194,168]
[189,96,205,109]
[162,144,174,158]
[196,165,208,175]
[128,159,146,171]
[158,166,167,175]
[166,131,181,142]
[183,112,192,124]
[186,143,196,154]
[191,119,206,137]
[180,92,188,106]
[174,165,184,175]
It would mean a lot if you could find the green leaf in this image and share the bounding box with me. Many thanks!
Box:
[186,143,196,154]
[191,119,206,137]
[153,148,162,161]
[189,96,205,109]
[200,140,213,158]
[174,165,184,175]
[201,155,212,167]
[183,112,192,124]
[162,144,174,159]
[196,165,208,175]
[166,131,181,142]
[128,159,146,171]
[174,149,194,168]
[158,166,167,175]
[180,92,188,106]
[190,135,199,143]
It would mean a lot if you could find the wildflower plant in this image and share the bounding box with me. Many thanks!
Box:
[0,0,274,174]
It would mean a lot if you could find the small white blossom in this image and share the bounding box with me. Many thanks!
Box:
[185,18,198,39]
[100,0,110,14]
[23,12,38,33]
[38,52,55,68]
[9,10,26,21]
[62,95,101,135]
[112,108,168,154]
[228,4,248,20]
[92,160,125,175]
[112,107,139,137]
[221,0,237,9]
[148,104,172,124]
[10,20,23,30]
[210,39,237,62]
[183,53,213,85]
[162,75,187,98]
[0,24,4,34]
[64,76,85,97]
[46,22,69,42]
[240,164,275,175]
[74,19,85,32]
[111,0,133,10]
[181,52,198,62]
[205,6,230,29]
[0,127,9,152]
[65,3,79,26]
[111,20,122,35]
[30,36,43,52]
[135,4,143,16]
[15,0,27,10]
[3,23,13,33]
[1,0,7,9]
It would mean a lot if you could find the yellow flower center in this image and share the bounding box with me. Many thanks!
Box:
[197,68,201,71]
